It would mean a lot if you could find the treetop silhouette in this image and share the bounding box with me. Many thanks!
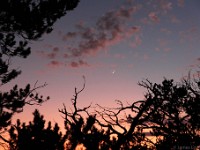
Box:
[0,0,80,84]
[1,1,200,149]
[0,0,80,145]
[6,73,200,149]
[9,109,64,150]
[58,74,200,149]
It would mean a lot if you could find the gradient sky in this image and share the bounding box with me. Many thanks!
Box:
[3,0,200,129]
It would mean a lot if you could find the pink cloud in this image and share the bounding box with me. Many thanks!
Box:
[53,47,59,52]
[179,27,200,44]
[36,46,60,60]
[170,15,181,24]
[188,58,200,70]
[37,1,186,69]
[36,50,57,59]
[69,60,89,68]
[177,0,185,7]
[60,4,141,60]
[130,35,142,48]
[140,1,178,25]
[48,60,63,67]
[47,58,90,69]
[47,53,56,59]
[79,60,89,66]
[63,53,69,58]
[70,61,79,68]
[62,32,77,41]
[193,71,200,78]
[125,27,141,37]
[156,38,172,53]
[159,1,173,12]
[148,12,160,23]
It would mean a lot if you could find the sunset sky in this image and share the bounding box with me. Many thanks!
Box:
[4,0,200,129]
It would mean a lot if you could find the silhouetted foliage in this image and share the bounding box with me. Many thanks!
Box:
[59,74,200,150]
[142,76,200,149]
[0,0,80,144]
[0,82,49,133]
[59,77,107,150]
[59,77,149,150]
[9,109,64,150]
[0,0,80,84]
[7,72,200,149]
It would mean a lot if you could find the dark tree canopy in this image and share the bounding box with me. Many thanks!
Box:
[6,73,200,149]
[0,0,79,40]
[58,75,200,150]
[1,2,199,149]
[0,0,80,143]
[9,109,65,150]
[58,78,150,150]
[0,0,80,84]
[138,77,200,149]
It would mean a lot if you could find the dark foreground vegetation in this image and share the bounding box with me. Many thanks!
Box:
[1,0,200,149]
[4,75,200,150]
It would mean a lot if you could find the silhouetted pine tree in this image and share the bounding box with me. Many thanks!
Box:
[0,0,80,144]
[139,78,200,149]
[9,109,65,150]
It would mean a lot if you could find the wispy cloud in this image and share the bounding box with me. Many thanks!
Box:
[69,60,89,68]
[155,38,172,53]
[148,12,160,23]
[177,0,185,7]
[48,60,63,68]
[44,3,143,68]
[159,1,173,13]
[170,15,181,24]
[37,0,186,68]
[130,35,142,48]
[62,5,141,60]
[37,51,56,59]
[179,26,200,44]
